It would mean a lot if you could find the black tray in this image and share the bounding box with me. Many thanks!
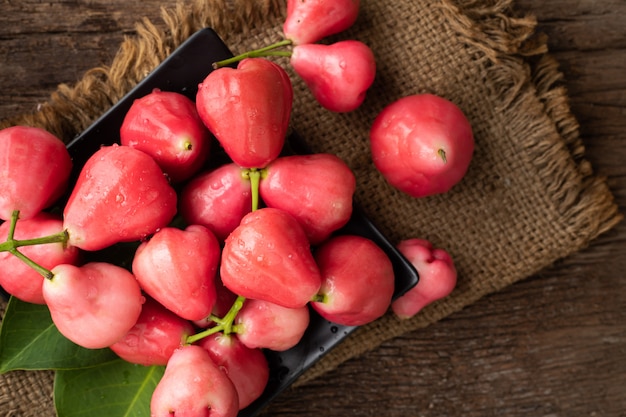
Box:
[9,28,419,416]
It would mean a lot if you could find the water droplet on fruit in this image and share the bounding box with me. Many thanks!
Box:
[229,95,241,104]
[339,60,347,69]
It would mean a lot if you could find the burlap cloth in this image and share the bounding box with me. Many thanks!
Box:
[1,0,622,415]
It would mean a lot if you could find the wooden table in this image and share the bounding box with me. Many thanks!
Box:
[1,1,624,416]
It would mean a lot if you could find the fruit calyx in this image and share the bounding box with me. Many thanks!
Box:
[0,210,69,279]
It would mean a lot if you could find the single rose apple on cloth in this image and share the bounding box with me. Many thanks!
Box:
[370,93,475,198]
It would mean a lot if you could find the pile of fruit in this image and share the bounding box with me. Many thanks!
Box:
[0,1,474,415]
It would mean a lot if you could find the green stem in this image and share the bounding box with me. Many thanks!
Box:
[185,295,246,344]
[438,149,447,163]
[213,39,293,69]
[0,210,68,279]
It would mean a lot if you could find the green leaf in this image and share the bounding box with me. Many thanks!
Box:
[0,296,118,373]
[54,359,165,417]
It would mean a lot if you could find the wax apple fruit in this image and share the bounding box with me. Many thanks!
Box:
[196,58,293,168]
[220,207,321,309]
[180,163,252,242]
[283,0,360,45]
[370,94,474,197]
[110,297,195,366]
[0,212,79,304]
[150,344,239,417]
[199,333,270,409]
[312,235,395,326]
[0,125,72,221]
[391,238,457,319]
[291,40,376,112]
[120,89,211,183]
[42,262,144,349]
[63,144,177,251]
[259,153,356,244]
[132,225,220,321]
[234,298,309,351]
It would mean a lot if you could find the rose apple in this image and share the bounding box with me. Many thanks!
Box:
[370,94,474,197]
[150,344,239,417]
[199,333,270,409]
[220,207,321,309]
[0,125,72,221]
[391,238,457,319]
[234,298,309,351]
[120,89,211,183]
[63,144,177,251]
[259,153,356,244]
[196,58,293,168]
[179,163,252,242]
[42,262,144,349]
[291,40,376,112]
[132,225,220,321]
[283,0,360,45]
[311,235,395,326]
[110,297,195,366]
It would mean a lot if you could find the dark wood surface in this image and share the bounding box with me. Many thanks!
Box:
[1,1,624,416]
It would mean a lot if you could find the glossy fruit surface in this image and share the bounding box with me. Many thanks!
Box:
[43,262,144,349]
[63,144,177,251]
[150,344,239,417]
[0,125,72,221]
[391,238,457,319]
[311,235,395,326]
[259,153,356,244]
[120,89,211,183]
[283,0,360,45]
[110,297,195,366]
[370,94,474,197]
[196,58,293,168]
[132,225,220,321]
[220,207,321,308]
[291,40,376,112]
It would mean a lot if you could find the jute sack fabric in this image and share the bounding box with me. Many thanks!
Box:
[1,0,622,415]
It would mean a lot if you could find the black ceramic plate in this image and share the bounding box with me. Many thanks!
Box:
[8,28,419,416]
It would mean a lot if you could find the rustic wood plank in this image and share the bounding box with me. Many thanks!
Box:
[0,0,624,416]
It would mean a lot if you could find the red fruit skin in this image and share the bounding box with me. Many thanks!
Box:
[132,225,220,321]
[234,298,310,351]
[63,144,177,251]
[311,235,395,326]
[370,94,475,198]
[0,126,72,221]
[120,89,211,183]
[291,40,376,113]
[283,0,360,45]
[151,344,239,417]
[220,208,322,309]
[193,276,238,329]
[0,212,80,304]
[43,262,144,349]
[391,239,457,319]
[259,153,356,244]
[199,333,270,410]
[179,163,252,242]
[110,297,195,366]
[195,58,293,168]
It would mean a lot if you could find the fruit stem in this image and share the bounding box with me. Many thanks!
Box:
[242,168,264,212]
[438,149,447,163]
[0,210,66,279]
[185,295,246,344]
[213,39,293,69]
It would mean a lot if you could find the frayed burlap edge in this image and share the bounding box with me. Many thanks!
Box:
[0,0,622,413]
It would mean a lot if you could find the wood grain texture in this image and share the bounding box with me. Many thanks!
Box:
[0,1,624,416]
